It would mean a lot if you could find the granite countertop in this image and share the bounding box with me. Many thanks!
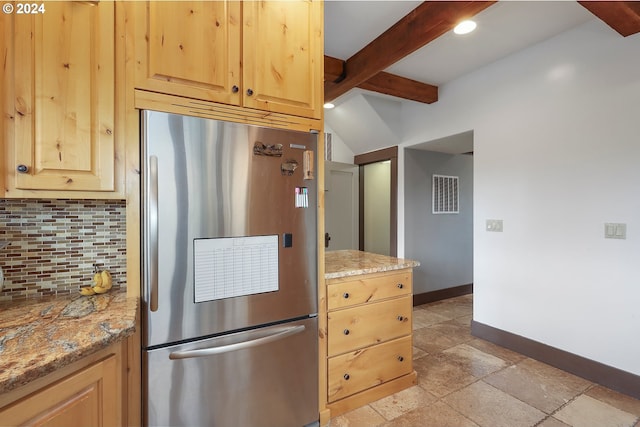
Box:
[0,290,138,394]
[325,250,420,279]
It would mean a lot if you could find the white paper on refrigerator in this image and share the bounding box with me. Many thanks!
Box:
[194,235,279,302]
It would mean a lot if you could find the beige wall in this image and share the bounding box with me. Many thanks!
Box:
[363,161,390,256]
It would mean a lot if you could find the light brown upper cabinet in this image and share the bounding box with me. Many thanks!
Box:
[242,1,323,119]
[132,0,323,120]
[1,1,121,197]
[132,1,242,108]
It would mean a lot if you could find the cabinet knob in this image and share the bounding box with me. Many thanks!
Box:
[16,164,29,173]
[246,88,254,96]
[343,373,350,380]
[343,292,349,299]
[232,85,239,93]
[343,329,350,335]
[397,283,404,289]
[397,356,404,362]
[397,315,405,322]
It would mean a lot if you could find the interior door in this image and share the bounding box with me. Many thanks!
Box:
[324,161,358,250]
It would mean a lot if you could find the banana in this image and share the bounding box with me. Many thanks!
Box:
[88,266,112,295]
[100,270,112,290]
[80,286,96,296]
[93,271,103,287]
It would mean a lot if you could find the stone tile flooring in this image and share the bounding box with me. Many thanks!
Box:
[329,294,640,427]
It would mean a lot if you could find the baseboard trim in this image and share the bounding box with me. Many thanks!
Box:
[413,284,473,306]
[471,320,640,400]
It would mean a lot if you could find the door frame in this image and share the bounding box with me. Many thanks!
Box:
[354,146,398,257]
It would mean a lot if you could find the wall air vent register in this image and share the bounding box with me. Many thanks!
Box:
[432,174,459,214]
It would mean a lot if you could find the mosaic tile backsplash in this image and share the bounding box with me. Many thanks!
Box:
[0,199,126,301]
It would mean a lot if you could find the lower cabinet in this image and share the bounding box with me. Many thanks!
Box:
[328,336,413,402]
[325,269,418,417]
[0,342,123,427]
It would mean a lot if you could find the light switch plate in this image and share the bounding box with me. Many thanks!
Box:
[486,219,503,232]
[604,223,626,239]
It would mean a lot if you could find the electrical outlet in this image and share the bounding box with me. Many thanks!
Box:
[486,219,503,232]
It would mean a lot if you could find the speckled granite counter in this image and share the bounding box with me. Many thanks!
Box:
[325,250,419,279]
[0,290,137,394]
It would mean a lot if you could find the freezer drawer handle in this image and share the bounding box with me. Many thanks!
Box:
[168,325,306,360]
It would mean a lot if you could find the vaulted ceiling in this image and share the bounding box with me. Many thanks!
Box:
[324,1,640,106]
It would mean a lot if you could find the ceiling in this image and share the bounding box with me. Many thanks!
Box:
[325,1,595,89]
[323,1,640,155]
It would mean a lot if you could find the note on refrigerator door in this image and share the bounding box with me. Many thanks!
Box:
[193,235,279,303]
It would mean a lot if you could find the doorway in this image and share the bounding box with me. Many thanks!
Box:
[403,130,474,301]
[355,146,398,257]
[324,161,359,251]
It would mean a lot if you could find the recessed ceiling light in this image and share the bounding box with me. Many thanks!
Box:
[324,103,335,109]
[454,20,477,35]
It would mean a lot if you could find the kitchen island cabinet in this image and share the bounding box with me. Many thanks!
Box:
[323,250,420,418]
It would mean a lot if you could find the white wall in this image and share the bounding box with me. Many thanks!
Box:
[399,20,640,375]
[324,124,355,164]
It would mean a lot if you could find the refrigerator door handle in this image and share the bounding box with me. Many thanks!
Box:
[168,325,306,360]
[148,155,159,312]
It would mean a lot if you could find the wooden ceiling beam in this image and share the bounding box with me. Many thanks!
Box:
[324,55,345,82]
[357,71,438,104]
[324,55,439,104]
[578,1,640,37]
[325,1,496,103]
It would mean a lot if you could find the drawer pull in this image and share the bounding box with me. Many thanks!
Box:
[397,283,404,289]
[397,356,404,362]
[343,329,350,335]
[343,292,350,299]
[397,315,405,322]
[343,374,350,380]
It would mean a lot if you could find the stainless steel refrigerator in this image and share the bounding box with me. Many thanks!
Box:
[141,110,319,427]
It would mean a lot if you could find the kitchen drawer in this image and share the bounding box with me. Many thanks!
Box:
[327,296,412,357]
[327,336,412,402]
[327,270,412,310]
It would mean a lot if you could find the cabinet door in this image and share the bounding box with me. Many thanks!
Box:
[11,1,115,192]
[0,355,118,427]
[133,1,241,105]
[243,0,323,119]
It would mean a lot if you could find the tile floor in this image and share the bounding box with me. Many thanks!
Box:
[329,294,640,427]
